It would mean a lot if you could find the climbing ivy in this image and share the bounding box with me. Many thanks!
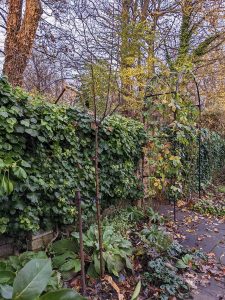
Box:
[0,78,146,234]
[146,125,225,202]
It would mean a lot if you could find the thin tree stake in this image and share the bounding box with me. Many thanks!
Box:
[173,200,176,223]
[94,126,104,277]
[76,190,86,295]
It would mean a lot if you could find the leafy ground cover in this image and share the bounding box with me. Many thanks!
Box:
[1,206,219,300]
[191,184,225,218]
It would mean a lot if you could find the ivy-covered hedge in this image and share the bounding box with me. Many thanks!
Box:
[174,127,225,195]
[198,129,225,188]
[146,124,225,202]
[0,78,146,234]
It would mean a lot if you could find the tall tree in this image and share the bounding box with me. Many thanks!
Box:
[3,0,42,86]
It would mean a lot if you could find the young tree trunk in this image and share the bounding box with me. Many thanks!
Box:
[3,0,42,87]
[94,125,104,277]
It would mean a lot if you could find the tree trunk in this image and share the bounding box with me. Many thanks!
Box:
[3,0,42,87]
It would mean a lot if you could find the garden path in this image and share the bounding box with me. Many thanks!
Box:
[159,204,225,300]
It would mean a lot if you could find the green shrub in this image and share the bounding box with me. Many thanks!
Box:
[0,78,146,234]
[72,224,133,277]
[141,225,173,252]
[192,198,225,217]
[197,129,225,188]
[147,124,225,201]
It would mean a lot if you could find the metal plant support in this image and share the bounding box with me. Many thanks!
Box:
[193,76,202,199]
[143,71,203,223]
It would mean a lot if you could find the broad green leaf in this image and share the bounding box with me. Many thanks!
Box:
[52,252,75,269]
[12,259,52,300]
[58,259,81,273]
[59,260,76,272]
[125,257,133,271]
[40,289,87,300]
[73,259,81,273]
[7,181,13,194]
[1,177,8,194]
[52,239,78,255]
[0,159,5,168]
[131,281,141,300]
[0,271,15,284]
[87,264,98,279]
[0,284,13,299]
[93,253,100,275]
[0,262,7,272]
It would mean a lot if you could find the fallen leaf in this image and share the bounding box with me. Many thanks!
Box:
[104,275,124,300]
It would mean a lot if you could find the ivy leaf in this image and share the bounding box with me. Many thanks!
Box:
[25,129,38,137]
[21,161,31,168]
[0,111,8,118]
[20,120,30,127]
[15,126,25,133]
[13,167,27,180]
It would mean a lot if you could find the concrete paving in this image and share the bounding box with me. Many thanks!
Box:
[159,205,225,300]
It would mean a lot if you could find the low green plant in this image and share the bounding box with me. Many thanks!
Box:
[146,207,164,224]
[0,252,62,292]
[51,239,81,280]
[166,241,186,258]
[104,206,145,236]
[125,207,145,222]
[192,199,225,217]
[143,258,189,300]
[176,254,193,269]
[72,224,133,277]
[218,185,225,193]
[0,258,85,300]
[141,225,173,252]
